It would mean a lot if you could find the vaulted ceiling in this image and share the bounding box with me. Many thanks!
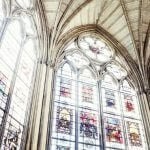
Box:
[43,0,150,62]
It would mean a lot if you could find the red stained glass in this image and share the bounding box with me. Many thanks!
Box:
[56,106,73,135]
[80,111,98,139]
[60,78,71,98]
[127,121,142,147]
[89,45,101,54]
[105,117,123,144]
[89,41,105,55]
[82,85,93,103]
[124,95,134,112]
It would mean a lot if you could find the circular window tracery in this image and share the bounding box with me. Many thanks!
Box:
[78,34,113,63]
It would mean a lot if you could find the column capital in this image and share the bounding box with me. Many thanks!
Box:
[37,58,46,65]
[46,61,55,68]
[37,59,55,69]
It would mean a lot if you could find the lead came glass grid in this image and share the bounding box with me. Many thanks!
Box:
[51,63,76,148]
[50,36,148,150]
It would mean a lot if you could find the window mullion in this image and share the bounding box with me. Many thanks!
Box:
[75,73,79,150]
[0,18,9,44]
[118,85,128,150]
[97,80,105,150]
[47,70,57,150]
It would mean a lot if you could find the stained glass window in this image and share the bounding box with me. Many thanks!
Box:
[60,78,72,98]
[78,35,113,62]
[50,36,148,150]
[82,85,93,103]
[0,7,37,149]
[127,121,142,146]
[124,94,134,112]
[56,106,73,135]
[106,63,127,80]
[80,111,98,139]
[66,52,89,68]
[104,116,123,144]
[51,139,75,150]
[105,90,115,107]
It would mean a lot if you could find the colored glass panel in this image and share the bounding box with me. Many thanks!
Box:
[80,111,98,139]
[67,53,89,68]
[105,90,115,107]
[105,117,123,144]
[51,37,148,150]
[56,106,73,135]
[124,95,134,112]
[78,36,112,62]
[127,121,142,147]
[102,74,117,89]
[106,63,127,80]
[82,85,93,103]
[60,78,71,98]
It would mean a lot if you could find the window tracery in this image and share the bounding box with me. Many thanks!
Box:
[16,0,32,9]
[51,35,148,150]
[78,35,113,62]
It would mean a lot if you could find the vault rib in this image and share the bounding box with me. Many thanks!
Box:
[60,0,93,33]
[100,3,120,25]
[120,0,139,60]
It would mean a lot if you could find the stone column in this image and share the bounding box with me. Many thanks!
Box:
[25,61,47,150]
[138,91,150,149]
[146,89,150,108]
[37,64,55,150]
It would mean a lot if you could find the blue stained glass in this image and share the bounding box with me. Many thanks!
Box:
[105,90,115,107]
[105,117,123,144]
[80,111,98,139]
[107,117,119,125]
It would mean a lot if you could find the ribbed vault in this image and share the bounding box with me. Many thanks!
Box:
[43,0,150,61]
[42,0,150,93]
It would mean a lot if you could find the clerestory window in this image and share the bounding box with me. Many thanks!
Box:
[50,35,148,150]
